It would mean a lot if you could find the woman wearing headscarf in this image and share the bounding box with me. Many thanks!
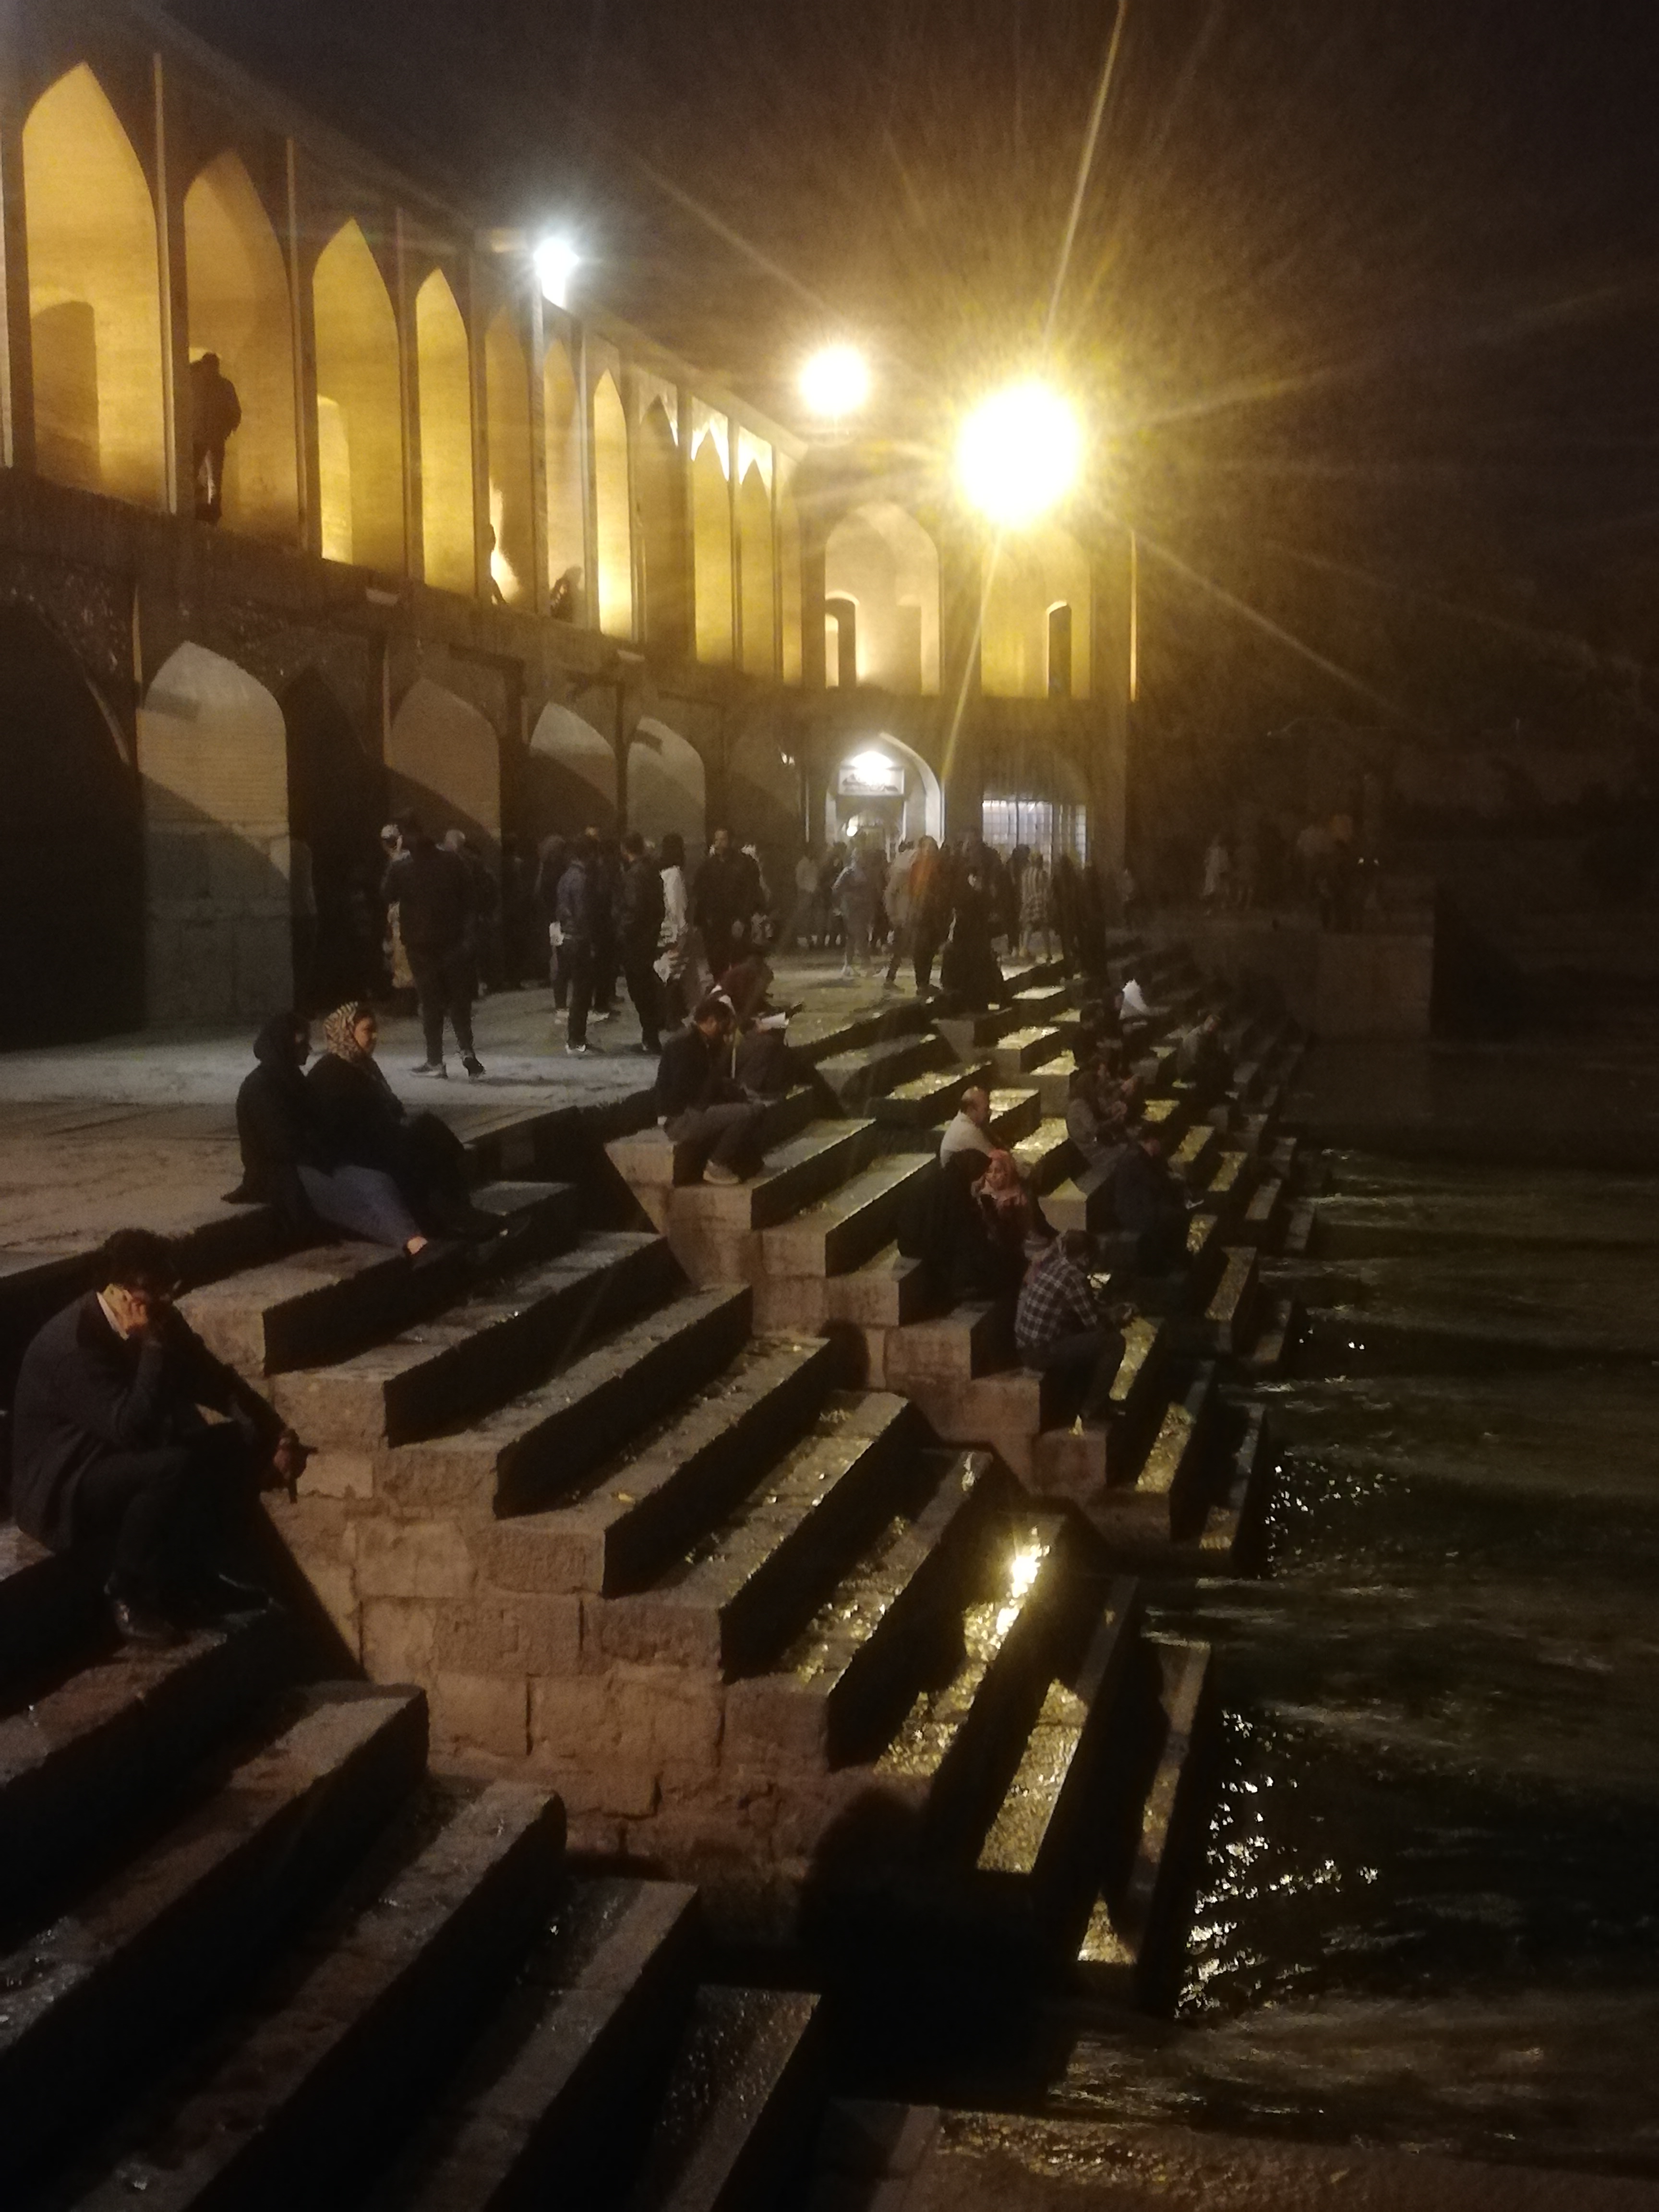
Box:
[228,1011,427,1253]
[307,1003,501,1242]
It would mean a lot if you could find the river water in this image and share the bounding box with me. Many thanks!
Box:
[1057,1085,1659,2177]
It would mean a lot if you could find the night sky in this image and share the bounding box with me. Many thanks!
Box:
[166,0,1659,743]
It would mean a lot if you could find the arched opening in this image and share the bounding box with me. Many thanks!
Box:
[485,307,533,606]
[593,372,633,638]
[692,430,733,665]
[140,643,291,1026]
[0,607,142,1044]
[388,679,501,861]
[828,733,944,852]
[415,269,474,595]
[526,701,617,842]
[544,339,584,616]
[824,502,940,695]
[1047,602,1074,698]
[981,526,1092,700]
[628,717,706,863]
[779,479,803,684]
[981,732,1090,863]
[728,722,800,897]
[283,668,385,1012]
[825,598,858,689]
[183,152,299,542]
[24,65,165,507]
[636,398,686,656]
[313,220,405,573]
[739,460,775,677]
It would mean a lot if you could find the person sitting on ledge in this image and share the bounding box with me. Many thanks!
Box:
[1110,1122,1193,1274]
[938,1084,997,1168]
[1015,1228,1136,1425]
[1065,1062,1133,1174]
[10,1228,308,1647]
[974,1147,1051,1258]
[227,1011,430,1257]
[900,1148,1025,1306]
[1175,1010,1234,1112]
[715,953,800,1102]
[307,1003,504,1244]
[655,994,768,1187]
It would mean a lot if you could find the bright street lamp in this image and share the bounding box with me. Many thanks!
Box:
[957,381,1083,528]
[800,344,870,421]
[535,237,581,310]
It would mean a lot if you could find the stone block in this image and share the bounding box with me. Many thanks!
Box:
[298,1556,361,1656]
[354,1515,478,1601]
[145,826,213,903]
[299,1450,375,1501]
[361,1597,437,1681]
[432,1671,530,1761]
[489,1517,601,1597]
[529,1674,619,1764]
[725,1675,831,1767]
[377,1440,498,1515]
[432,1592,582,1678]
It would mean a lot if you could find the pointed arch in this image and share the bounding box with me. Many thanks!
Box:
[778,468,803,685]
[637,397,686,656]
[628,716,705,860]
[313,220,405,572]
[140,643,291,1024]
[981,525,1092,700]
[24,64,165,507]
[416,269,474,594]
[184,151,298,541]
[544,338,584,611]
[0,606,142,1043]
[389,679,501,859]
[824,502,940,695]
[739,460,775,677]
[692,432,733,665]
[593,372,632,638]
[485,307,533,606]
[528,701,617,839]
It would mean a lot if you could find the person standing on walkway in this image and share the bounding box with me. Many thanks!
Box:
[10,1228,306,1646]
[692,829,752,981]
[834,839,885,978]
[1020,851,1053,959]
[784,848,824,950]
[557,833,606,1057]
[909,837,950,996]
[882,842,919,990]
[391,819,484,1081]
[189,352,242,524]
[617,831,666,1055]
[655,995,768,1185]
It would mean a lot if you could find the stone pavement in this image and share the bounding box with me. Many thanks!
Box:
[0,958,927,1259]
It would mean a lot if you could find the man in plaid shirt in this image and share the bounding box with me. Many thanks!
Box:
[1016,1231,1133,1421]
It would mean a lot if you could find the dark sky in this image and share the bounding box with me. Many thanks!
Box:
[167,0,1659,738]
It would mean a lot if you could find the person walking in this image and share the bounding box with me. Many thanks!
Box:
[882,842,919,990]
[784,848,823,951]
[617,830,666,1055]
[556,833,606,1057]
[910,837,950,996]
[390,818,484,1080]
[188,352,242,523]
[1020,850,1053,959]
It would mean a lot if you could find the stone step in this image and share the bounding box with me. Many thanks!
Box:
[935,1007,1024,1058]
[814,1032,954,1113]
[1197,1147,1254,1221]
[884,1300,1014,1390]
[987,1026,1067,1081]
[595,1394,920,1676]
[1012,1116,1077,1195]
[876,1058,994,1137]
[488,1338,842,1599]
[0,1524,104,1694]
[1169,1121,1221,1187]
[1194,1401,1275,1566]
[626,1984,823,2212]
[822,1245,935,1333]
[1065,1368,1218,1547]
[1009,982,1072,1020]
[1022,1318,1173,1501]
[986,1086,1043,1148]
[974,1583,1143,1909]
[273,1231,676,1448]
[1033,1063,1076,1118]
[64,1783,563,2212]
[0,1684,428,2190]
[727,1453,1000,1771]
[670,1120,884,1241]
[397,1286,756,1519]
[605,1089,820,1213]
[182,1181,583,1376]
[1239,1173,1287,1249]
[1204,1246,1262,1355]
[1247,1293,1300,1379]
[368,1877,702,2212]
[789,1000,931,1069]
[1044,1159,1117,1237]
[0,1610,295,1924]
[757,1155,935,1283]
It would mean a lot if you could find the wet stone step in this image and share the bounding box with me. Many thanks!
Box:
[986,1085,1044,1147]
[0,1685,429,2191]
[66,1784,564,2212]
[596,1393,920,1676]
[0,1524,104,1693]
[814,1033,954,1112]
[989,1026,1068,1079]
[272,1231,675,1448]
[758,1155,935,1281]
[672,1120,883,1233]
[822,1245,935,1332]
[394,1285,755,1520]
[726,1452,999,1771]
[876,1057,994,1136]
[488,1337,841,1598]
[626,1984,823,2212]
[1011,1116,1077,1193]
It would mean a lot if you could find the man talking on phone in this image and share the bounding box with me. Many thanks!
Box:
[10,1228,309,1647]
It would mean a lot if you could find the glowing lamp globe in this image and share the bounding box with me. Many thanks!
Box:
[535,238,581,310]
[801,345,870,420]
[957,382,1083,528]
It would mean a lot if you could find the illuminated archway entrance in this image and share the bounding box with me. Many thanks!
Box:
[415,270,474,594]
[184,152,299,541]
[313,221,405,572]
[828,733,943,851]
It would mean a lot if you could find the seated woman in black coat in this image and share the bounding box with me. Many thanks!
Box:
[229,1011,430,1254]
[307,1003,501,1243]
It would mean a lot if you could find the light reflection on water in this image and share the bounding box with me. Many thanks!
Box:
[1060,1149,1659,2177]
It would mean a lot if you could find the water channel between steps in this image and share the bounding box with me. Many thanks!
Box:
[1058,1044,1659,2181]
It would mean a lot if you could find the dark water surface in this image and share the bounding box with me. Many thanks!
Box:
[1058,1132,1659,2176]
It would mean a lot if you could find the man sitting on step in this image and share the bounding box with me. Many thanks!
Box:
[938,1084,997,1168]
[1110,1123,1194,1274]
[655,995,768,1187]
[9,1229,309,1647]
[1015,1230,1135,1422]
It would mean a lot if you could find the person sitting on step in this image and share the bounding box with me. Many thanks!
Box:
[715,952,800,1102]
[9,1228,309,1647]
[1109,1122,1193,1274]
[1015,1228,1136,1427]
[1065,1062,1134,1174]
[655,994,768,1186]
[1175,1010,1234,1113]
[899,1148,1025,1306]
[939,1085,997,1168]
[973,1147,1051,1258]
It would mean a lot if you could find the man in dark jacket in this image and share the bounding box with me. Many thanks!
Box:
[616,831,666,1054]
[691,829,758,982]
[556,834,606,1056]
[387,818,484,1081]
[189,351,242,523]
[654,996,766,1184]
[10,1229,306,1645]
[1110,1126,1192,1273]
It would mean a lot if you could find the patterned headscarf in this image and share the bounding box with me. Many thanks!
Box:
[322,1002,376,1070]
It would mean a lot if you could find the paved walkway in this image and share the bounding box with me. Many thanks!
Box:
[0,958,926,1259]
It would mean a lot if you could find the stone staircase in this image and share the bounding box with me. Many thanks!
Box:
[0,1529,826,2212]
